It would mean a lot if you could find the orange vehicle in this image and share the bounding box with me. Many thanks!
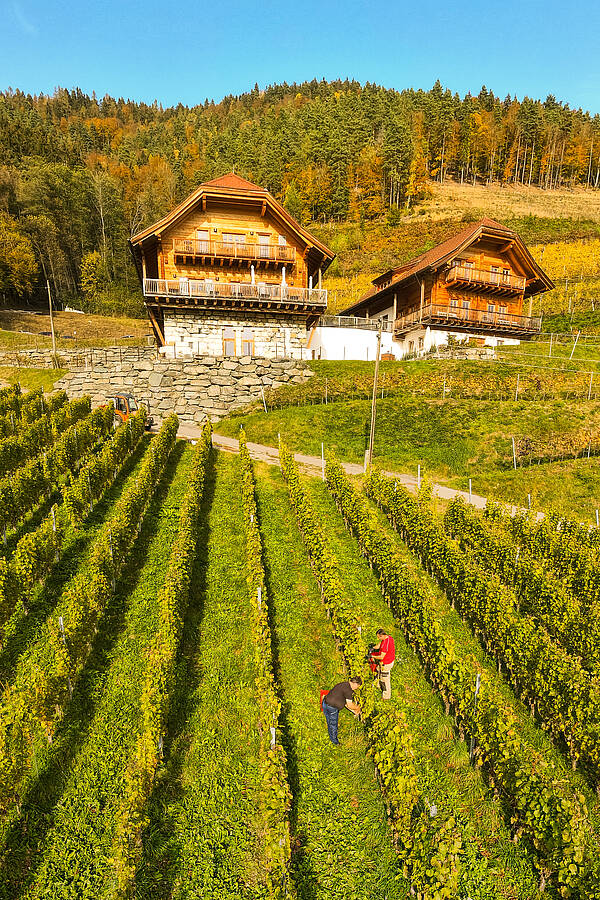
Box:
[109,393,154,428]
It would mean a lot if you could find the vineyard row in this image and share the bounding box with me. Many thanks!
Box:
[327,459,599,897]
[0,414,178,815]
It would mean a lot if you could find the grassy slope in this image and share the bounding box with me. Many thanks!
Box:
[17,442,190,899]
[136,452,269,900]
[302,475,541,897]
[0,310,150,350]
[217,395,600,475]
[0,366,67,392]
[448,458,600,522]
[217,356,600,519]
[255,463,404,899]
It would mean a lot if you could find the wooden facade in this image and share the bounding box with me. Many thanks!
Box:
[340,218,554,343]
[129,174,335,352]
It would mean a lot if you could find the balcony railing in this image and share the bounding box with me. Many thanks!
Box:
[173,237,296,264]
[446,264,526,293]
[394,302,541,336]
[143,278,327,307]
[317,315,394,332]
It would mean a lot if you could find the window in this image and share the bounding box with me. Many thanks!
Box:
[278,234,287,246]
[490,265,500,285]
[258,233,270,258]
[196,229,209,252]
[484,301,495,323]
[461,299,470,310]
[241,328,254,357]
[222,232,245,244]
[502,268,511,284]
[128,397,138,412]
[223,327,236,356]
[418,337,424,350]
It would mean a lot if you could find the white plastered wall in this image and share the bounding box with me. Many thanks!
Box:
[312,324,520,361]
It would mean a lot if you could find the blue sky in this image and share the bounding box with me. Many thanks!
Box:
[1,0,599,114]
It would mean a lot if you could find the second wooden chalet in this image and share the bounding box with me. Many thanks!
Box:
[129,174,335,359]
[331,218,553,359]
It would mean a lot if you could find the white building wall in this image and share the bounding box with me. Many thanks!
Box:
[309,326,396,361]
[312,324,520,361]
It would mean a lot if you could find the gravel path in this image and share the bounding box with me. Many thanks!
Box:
[173,422,493,511]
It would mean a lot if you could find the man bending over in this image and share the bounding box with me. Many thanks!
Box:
[321,676,362,746]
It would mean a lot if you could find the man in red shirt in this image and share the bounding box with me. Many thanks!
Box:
[372,628,395,700]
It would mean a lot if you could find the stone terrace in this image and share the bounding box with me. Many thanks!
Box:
[55,352,312,424]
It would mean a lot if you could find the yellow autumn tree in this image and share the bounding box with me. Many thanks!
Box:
[0,213,38,300]
[347,145,384,221]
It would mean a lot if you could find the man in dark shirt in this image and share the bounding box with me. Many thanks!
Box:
[321,676,362,745]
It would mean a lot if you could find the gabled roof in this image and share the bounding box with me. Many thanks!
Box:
[202,173,263,191]
[340,217,554,316]
[129,172,334,268]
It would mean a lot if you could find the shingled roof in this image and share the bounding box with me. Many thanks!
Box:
[129,172,334,269]
[340,217,553,316]
[373,218,512,286]
[201,173,264,191]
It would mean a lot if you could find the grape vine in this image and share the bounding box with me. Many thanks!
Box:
[0,414,178,814]
[327,458,600,897]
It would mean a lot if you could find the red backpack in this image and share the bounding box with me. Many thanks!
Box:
[320,689,329,710]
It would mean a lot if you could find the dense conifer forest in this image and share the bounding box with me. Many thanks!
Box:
[1,78,599,310]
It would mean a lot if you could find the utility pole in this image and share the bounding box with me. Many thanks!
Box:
[366,320,383,472]
[46,278,58,366]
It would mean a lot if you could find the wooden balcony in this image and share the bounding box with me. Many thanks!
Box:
[143,277,327,311]
[446,263,526,295]
[394,302,541,338]
[173,237,296,266]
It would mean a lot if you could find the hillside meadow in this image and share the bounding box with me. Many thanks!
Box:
[215,356,600,519]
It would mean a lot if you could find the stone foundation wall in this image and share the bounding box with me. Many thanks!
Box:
[54,354,313,424]
[163,309,309,360]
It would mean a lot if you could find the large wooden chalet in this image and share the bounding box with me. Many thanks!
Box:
[129,173,335,359]
[339,218,554,357]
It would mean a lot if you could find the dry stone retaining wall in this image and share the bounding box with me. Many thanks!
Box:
[54,353,313,424]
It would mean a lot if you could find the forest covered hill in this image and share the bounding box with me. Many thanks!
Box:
[1,78,600,316]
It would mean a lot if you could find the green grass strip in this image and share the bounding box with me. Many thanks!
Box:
[254,462,405,900]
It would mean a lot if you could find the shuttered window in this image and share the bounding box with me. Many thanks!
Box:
[241,328,254,357]
[223,327,236,356]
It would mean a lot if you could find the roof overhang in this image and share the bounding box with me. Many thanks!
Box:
[341,220,554,317]
[129,183,335,272]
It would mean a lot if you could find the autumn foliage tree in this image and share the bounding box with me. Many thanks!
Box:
[0,213,38,302]
[0,79,598,307]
